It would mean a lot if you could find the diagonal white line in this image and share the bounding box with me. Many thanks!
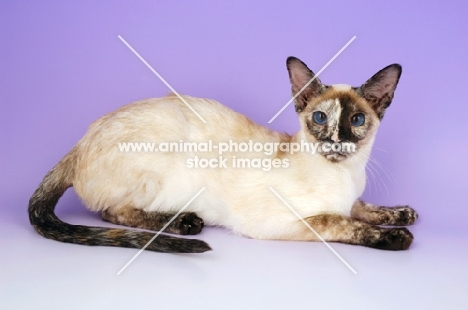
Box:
[118,35,207,124]
[268,36,356,123]
[117,187,206,275]
[268,187,357,274]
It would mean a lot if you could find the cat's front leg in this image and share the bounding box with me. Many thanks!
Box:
[304,214,414,250]
[350,200,418,226]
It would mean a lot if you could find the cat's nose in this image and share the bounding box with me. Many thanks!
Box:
[331,131,341,143]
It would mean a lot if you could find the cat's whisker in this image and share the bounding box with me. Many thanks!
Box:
[349,151,376,196]
[367,162,388,194]
[373,147,389,154]
[364,166,374,196]
[365,162,380,196]
[368,156,395,186]
[367,160,389,197]
[349,151,387,197]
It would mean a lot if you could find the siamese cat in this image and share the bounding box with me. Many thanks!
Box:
[29,57,418,253]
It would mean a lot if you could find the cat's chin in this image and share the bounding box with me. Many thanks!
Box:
[323,152,349,163]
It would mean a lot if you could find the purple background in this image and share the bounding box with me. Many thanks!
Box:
[2,1,468,309]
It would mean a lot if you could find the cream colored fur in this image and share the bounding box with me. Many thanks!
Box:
[70,92,379,241]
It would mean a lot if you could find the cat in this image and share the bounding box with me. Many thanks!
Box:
[28,56,418,253]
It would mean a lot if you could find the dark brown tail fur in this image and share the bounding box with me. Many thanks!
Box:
[28,152,211,253]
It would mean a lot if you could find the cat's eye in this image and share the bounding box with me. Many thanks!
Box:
[313,111,327,125]
[351,113,365,126]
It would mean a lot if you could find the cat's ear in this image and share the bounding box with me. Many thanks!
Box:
[358,64,402,120]
[287,57,325,113]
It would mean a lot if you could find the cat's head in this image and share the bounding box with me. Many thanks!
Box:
[287,57,402,162]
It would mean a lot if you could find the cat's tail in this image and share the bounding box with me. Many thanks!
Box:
[28,150,211,253]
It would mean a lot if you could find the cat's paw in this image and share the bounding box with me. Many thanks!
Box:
[373,227,414,250]
[390,206,418,226]
[171,212,204,235]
